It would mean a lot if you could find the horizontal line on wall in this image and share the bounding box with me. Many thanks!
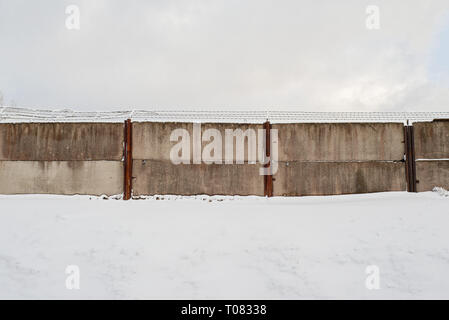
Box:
[277,160,404,163]
[0,159,122,162]
[416,159,449,161]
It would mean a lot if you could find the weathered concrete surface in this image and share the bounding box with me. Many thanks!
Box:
[133,122,408,196]
[0,123,124,161]
[273,161,406,196]
[273,123,405,161]
[133,122,263,162]
[416,161,449,192]
[133,159,263,196]
[0,161,123,195]
[414,121,449,159]
[133,122,190,160]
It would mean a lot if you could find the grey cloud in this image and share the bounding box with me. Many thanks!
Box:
[0,0,448,111]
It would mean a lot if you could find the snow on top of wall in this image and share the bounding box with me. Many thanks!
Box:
[1,106,449,124]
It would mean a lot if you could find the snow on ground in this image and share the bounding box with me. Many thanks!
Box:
[0,191,448,299]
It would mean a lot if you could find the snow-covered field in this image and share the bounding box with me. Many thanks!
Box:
[0,191,448,299]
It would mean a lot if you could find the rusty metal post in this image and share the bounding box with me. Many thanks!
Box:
[123,119,133,200]
[404,124,417,192]
[409,125,417,192]
[263,121,273,197]
[404,126,411,192]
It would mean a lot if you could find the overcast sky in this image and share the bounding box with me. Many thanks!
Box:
[0,0,448,111]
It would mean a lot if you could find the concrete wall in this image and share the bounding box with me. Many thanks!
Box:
[133,160,263,196]
[0,123,123,160]
[416,161,449,192]
[133,122,264,162]
[132,122,264,196]
[414,121,449,159]
[414,121,449,191]
[133,122,408,197]
[273,123,404,161]
[272,123,407,196]
[1,120,447,197]
[133,122,191,161]
[0,161,123,195]
[0,123,123,195]
[274,162,405,196]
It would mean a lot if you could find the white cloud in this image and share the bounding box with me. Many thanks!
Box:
[0,0,448,111]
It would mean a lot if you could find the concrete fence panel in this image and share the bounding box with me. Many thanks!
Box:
[0,123,123,161]
[133,122,264,162]
[271,122,407,196]
[133,160,263,196]
[273,161,406,196]
[0,160,123,195]
[0,123,124,195]
[414,121,449,159]
[133,122,192,161]
[414,120,449,191]
[416,161,449,192]
[273,123,405,161]
[132,122,264,196]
